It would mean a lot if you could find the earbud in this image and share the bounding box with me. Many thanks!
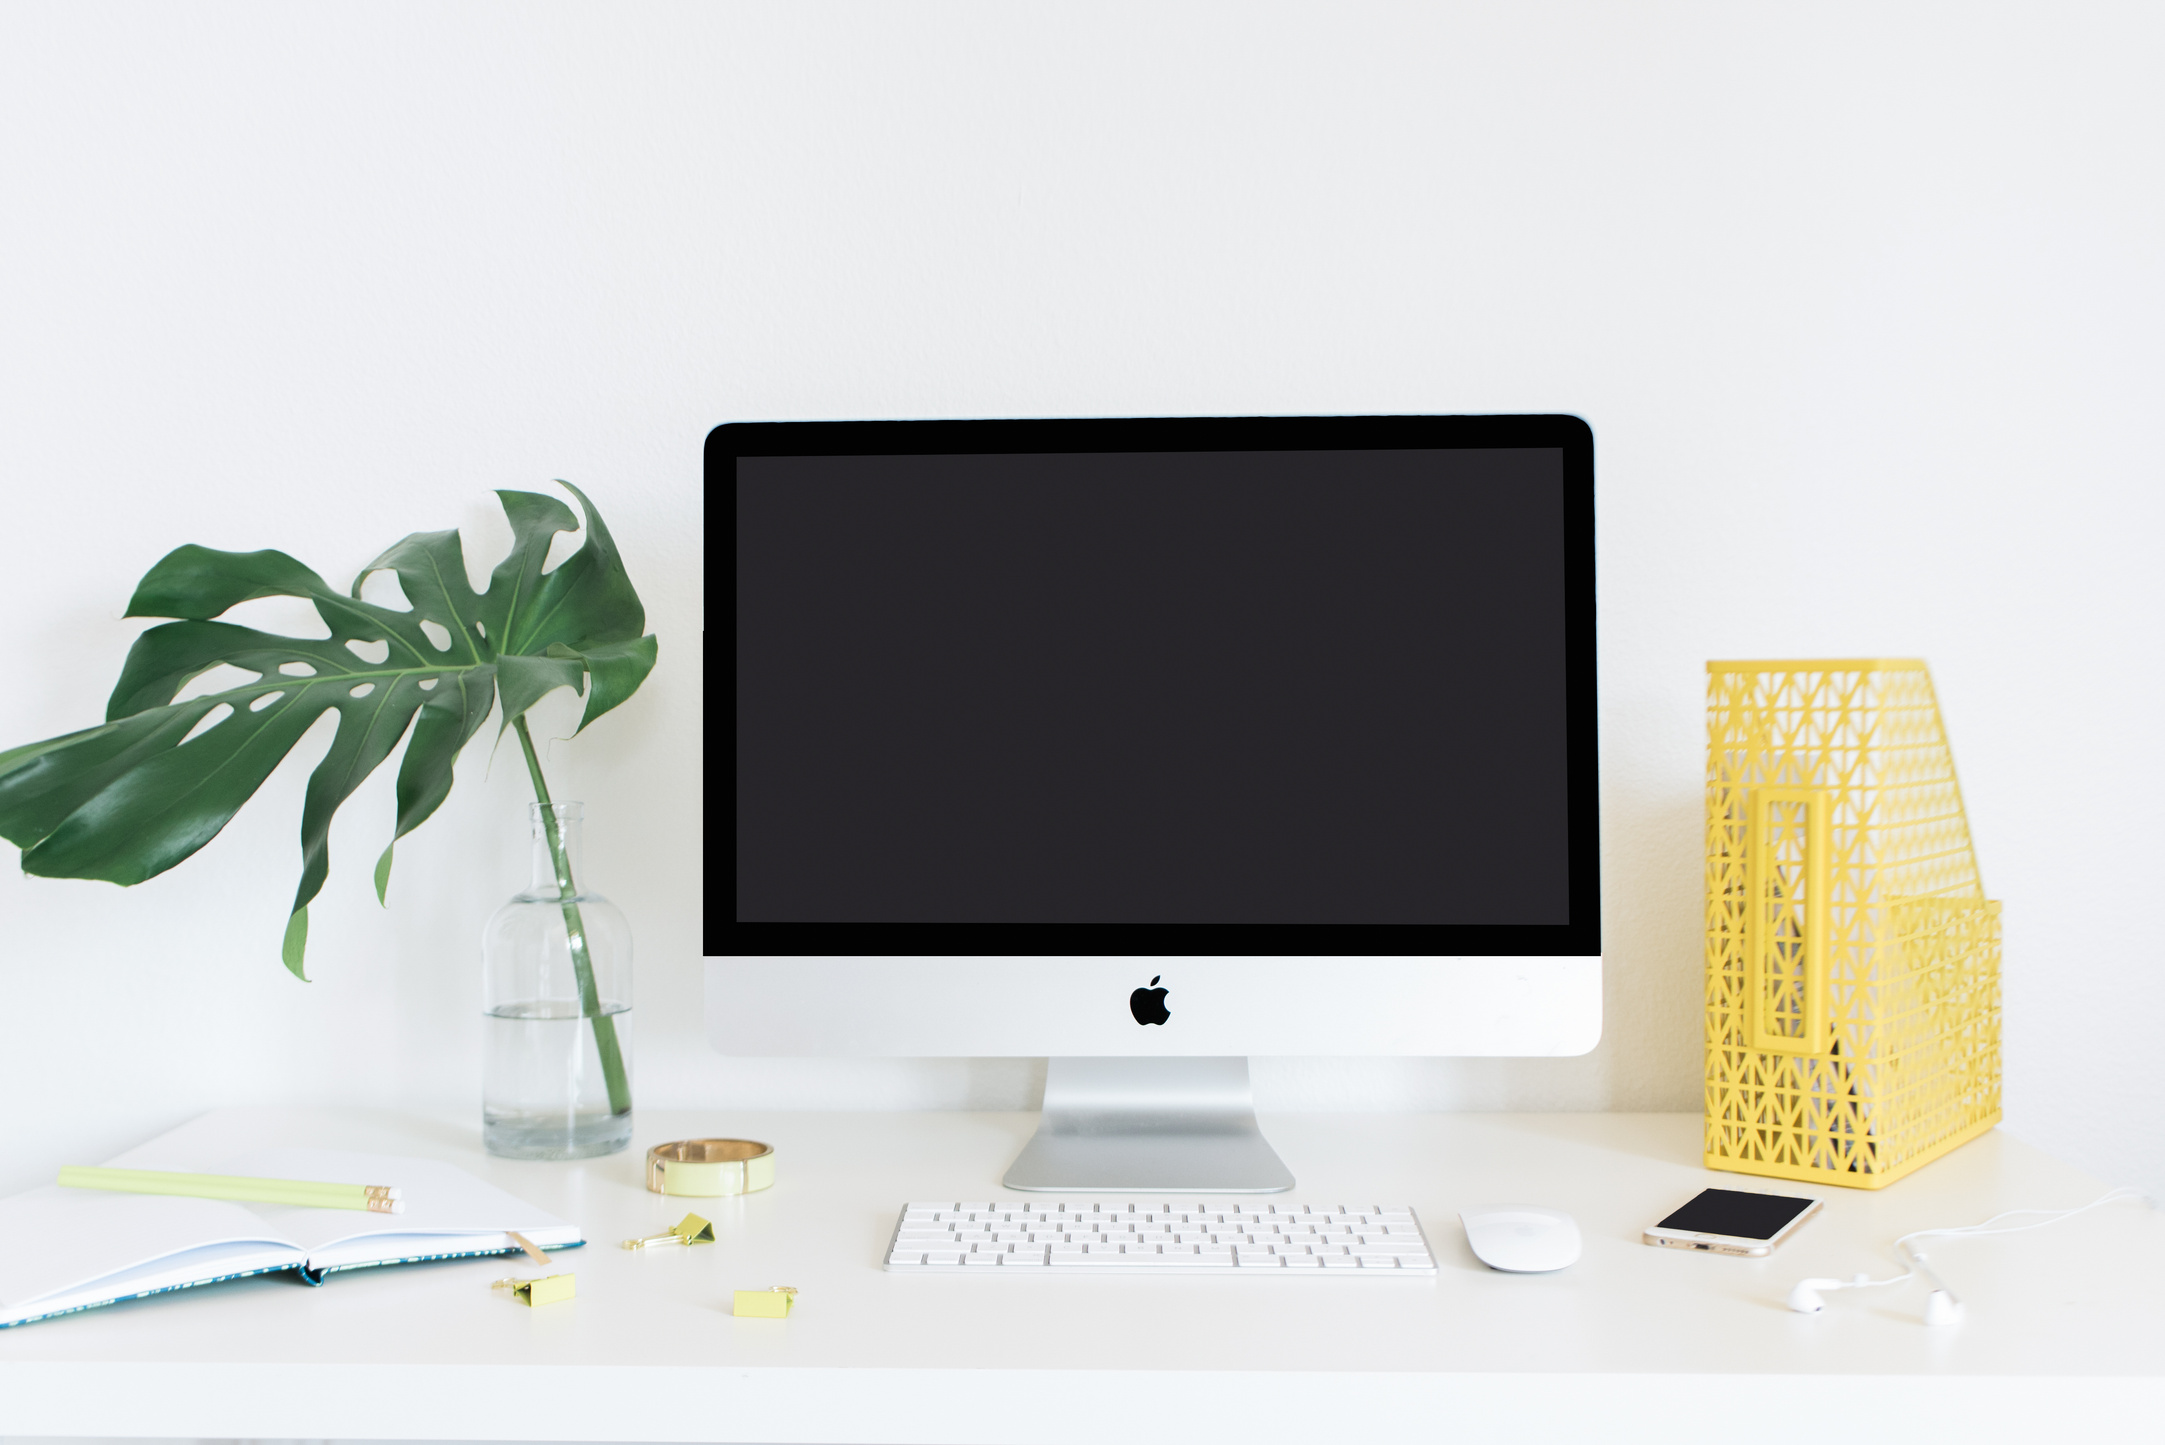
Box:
[1922,1290,1964,1326]
[1786,1278,1844,1314]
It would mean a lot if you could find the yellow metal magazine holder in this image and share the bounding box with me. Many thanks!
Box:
[1705,660,2002,1189]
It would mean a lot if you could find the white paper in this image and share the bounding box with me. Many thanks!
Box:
[7,1239,311,1326]
[0,1146,579,1328]
[218,1148,580,1258]
[0,1187,297,1312]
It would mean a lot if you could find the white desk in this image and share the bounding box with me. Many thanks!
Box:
[1,1108,2158,1443]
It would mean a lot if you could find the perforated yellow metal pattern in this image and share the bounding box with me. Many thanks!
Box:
[1705,660,2002,1189]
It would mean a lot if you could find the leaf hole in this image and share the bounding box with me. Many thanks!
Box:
[172,663,261,704]
[357,569,412,611]
[542,521,585,575]
[473,620,487,640]
[278,661,317,677]
[349,683,376,699]
[179,703,233,745]
[215,595,330,640]
[249,691,284,712]
[345,638,390,664]
[418,619,453,652]
[417,678,439,691]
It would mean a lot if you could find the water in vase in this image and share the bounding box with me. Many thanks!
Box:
[482,801,635,1159]
[483,1000,635,1159]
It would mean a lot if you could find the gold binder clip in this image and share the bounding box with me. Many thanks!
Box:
[731,1285,797,1318]
[620,1213,716,1250]
[492,1273,576,1306]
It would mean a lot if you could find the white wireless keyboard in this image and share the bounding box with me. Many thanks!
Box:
[885,1200,1437,1273]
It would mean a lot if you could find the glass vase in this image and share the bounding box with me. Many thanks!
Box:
[482,801,634,1159]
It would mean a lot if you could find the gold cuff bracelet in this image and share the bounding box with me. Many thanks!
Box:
[646,1138,775,1197]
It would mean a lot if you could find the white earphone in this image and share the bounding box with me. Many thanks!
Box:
[1785,1186,2144,1325]
[1784,1268,1964,1324]
[1921,1289,1962,1327]
[1783,1277,1846,1315]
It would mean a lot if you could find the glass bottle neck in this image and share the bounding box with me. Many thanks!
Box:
[529,802,585,895]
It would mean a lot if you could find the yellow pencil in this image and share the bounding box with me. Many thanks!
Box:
[57,1166,404,1213]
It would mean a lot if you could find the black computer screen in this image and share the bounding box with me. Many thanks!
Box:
[729,416,1596,954]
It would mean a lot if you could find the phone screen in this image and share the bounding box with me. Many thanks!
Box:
[1657,1189,1815,1239]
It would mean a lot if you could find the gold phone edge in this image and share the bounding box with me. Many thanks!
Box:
[1643,1231,1768,1257]
[1642,1196,1824,1256]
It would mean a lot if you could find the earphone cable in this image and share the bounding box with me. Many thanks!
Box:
[1794,1186,2149,1301]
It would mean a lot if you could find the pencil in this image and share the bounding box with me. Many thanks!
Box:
[56,1166,406,1214]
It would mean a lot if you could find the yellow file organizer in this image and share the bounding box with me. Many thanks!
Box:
[1705,660,2002,1189]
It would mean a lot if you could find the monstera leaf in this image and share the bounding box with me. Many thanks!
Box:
[0,481,657,979]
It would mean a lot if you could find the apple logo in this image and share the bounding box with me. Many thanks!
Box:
[1129,975,1170,1026]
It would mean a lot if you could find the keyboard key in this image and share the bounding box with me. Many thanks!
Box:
[1282,1254,1322,1268]
[924,1251,964,1266]
[1321,1255,1359,1268]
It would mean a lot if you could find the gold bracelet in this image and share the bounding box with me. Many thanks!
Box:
[646,1138,775,1197]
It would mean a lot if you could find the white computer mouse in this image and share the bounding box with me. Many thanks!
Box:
[1458,1205,1581,1273]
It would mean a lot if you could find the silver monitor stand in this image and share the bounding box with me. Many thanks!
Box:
[1001,1056,1295,1193]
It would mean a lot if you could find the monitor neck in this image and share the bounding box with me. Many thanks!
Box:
[1002,1056,1295,1194]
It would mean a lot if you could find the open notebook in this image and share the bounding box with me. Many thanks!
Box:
[0,1146,582,1329]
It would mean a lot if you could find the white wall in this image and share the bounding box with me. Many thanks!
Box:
[5,3,2161,1202]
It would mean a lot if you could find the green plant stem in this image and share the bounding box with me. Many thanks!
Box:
[514,715,631,1117]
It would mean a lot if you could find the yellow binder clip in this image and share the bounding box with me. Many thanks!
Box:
[492,1273,576,1306]
[732,1286,797,1318]
[621,1213,716,1250]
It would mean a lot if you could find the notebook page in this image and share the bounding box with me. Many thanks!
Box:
[3,1239,308,1328]
[0,1185,300,1313]
[218,1148,580,1261]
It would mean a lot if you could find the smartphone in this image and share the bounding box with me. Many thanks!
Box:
[1643,1188,1823,1256]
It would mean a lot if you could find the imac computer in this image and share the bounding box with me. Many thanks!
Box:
[720,415,1599,1193]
